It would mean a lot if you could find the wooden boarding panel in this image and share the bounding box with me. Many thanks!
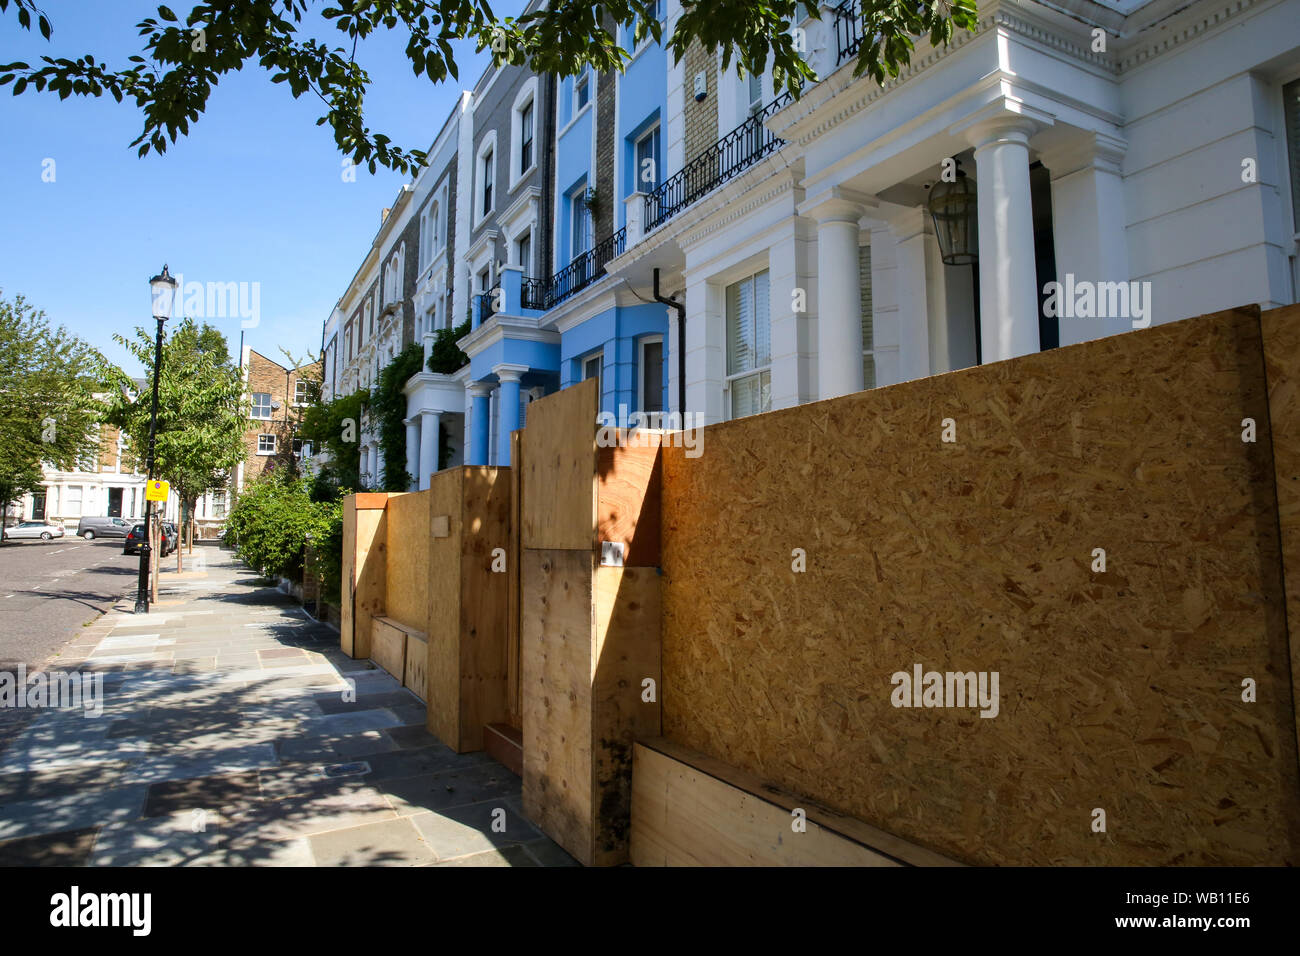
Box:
[405,631,429,703]
[1260,303,1300,769]
[521,377,598,551]
[385,491,430,631]
[457,466,512,751]
[508,429,523,728]
[424,469,464,749]
[341,497,357,657]
[352,501,388,661]
[660,306,1300,865]
[630,741,952,867]
[590,565,662,865]
[597,435,663,568]
[370,618,406,681]
[521,548,595,864]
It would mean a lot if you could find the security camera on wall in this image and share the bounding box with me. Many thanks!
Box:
[693,71,707,103]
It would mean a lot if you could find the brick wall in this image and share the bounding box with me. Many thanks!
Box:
[242,350,322,487]
[596,69,616,241]
[684,41,717,162]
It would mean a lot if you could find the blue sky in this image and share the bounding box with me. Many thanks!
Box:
[0,0,523,375]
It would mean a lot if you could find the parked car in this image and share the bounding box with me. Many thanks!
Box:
[77,516,132,540]
[123,522,177,557]
[2,521,66,542]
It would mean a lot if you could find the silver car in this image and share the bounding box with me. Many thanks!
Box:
[2,521,67,542]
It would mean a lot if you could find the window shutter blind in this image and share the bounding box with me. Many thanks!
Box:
[754,270,771,368]
[1284,79,1300,233]
[859,244,875,389]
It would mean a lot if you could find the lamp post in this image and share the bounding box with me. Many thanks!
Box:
[135,264,177,614]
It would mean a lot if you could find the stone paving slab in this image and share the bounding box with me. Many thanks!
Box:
[0,546,567,866]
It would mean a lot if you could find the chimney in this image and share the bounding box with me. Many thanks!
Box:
[381,207,391,223]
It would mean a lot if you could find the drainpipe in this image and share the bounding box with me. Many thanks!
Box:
[652,268,686,416]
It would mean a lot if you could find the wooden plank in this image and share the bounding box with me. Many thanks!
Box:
[404,631,428,703]
[351,500,387,661]
[631,742,910,867]
[370,618,406,681]
[424,469,463,749]
[590,565,662,865]
[597,435,662,568]
[341,496,357,657]
[507,429,523,728]
[1260,303,1300,781]
[458,466,512,752]
[521,547,594,864]
[521,376,598,551]
[385,490,429,632]
[659,304,1300,865]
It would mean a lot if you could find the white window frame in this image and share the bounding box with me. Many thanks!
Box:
[637,334,664,418]
[510,77,540,192]
[515,228,533,274]
[475,131,498,226]
[293,380,310,407]
[250,392,273,420]
[723,269,772,421]
[633,122,662,194]
[575,68,591,114]
[257,434,276,456]
[582,352,603,396]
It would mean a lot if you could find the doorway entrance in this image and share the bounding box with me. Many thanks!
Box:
[107,487,123,517]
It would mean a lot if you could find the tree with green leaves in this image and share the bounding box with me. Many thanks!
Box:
[0,291,106,538]
[300,387,367,492]
[0,0,976,174]
[101,317,246,568]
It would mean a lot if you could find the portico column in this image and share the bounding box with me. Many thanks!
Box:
[799,186,874,400]
[404,418,419,490]
[494,364,529,467]
[966,114,1043,361]
[468,383,492,466]
[1040,133,1131,346]
[418,411,440,489]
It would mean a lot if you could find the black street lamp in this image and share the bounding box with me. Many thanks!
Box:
[928,159,979,266]
[135,264,177,614]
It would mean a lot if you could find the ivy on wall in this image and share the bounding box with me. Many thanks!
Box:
[300,388,367,490]
[373,343,426,492]
[428,319,470,375]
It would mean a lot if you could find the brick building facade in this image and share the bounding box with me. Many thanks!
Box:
[239,349,323,491]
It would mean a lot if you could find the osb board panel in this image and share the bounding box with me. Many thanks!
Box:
[591,566,662,865]
[661,306,1300,866]
[341,497,357,657]
[353,506,387,662]
[521,548,595,864]
[522,377,598,551]
[1260,303,1300,771]
[457,466,512,751]
[630,742,901,867]
[405,632,429,703]
[508,430,524,728]
[385,490,430,632]
[371,619,406,681]
[597,435,663,568]
[424,469,465,749]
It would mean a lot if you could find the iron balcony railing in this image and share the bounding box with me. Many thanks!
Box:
[521,276,548,311]
[477,282,501,322]
[835,0,864,65]
[543,227,627,309]
[644,89,794,232]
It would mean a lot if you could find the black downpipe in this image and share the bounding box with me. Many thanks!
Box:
[652,269,686,416]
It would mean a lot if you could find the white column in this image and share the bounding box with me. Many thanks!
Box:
[418,411,440,489]
[966,115,1042,362]
[766,213,818,409]
[881,205,934,383]
[404,418,420,490]
[683,274,725,426]
[800,186,873,400]
[1041,132,1131,346]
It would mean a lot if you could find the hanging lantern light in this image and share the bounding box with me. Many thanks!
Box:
[928,161,978,266]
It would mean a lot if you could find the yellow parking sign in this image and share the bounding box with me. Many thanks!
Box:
[145,479,170,502]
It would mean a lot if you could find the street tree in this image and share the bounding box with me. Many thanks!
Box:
[0,291,106,537]
[0,0,977,174]
[102,318,246,569]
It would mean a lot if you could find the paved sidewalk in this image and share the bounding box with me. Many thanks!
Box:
[0,545,575,866]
